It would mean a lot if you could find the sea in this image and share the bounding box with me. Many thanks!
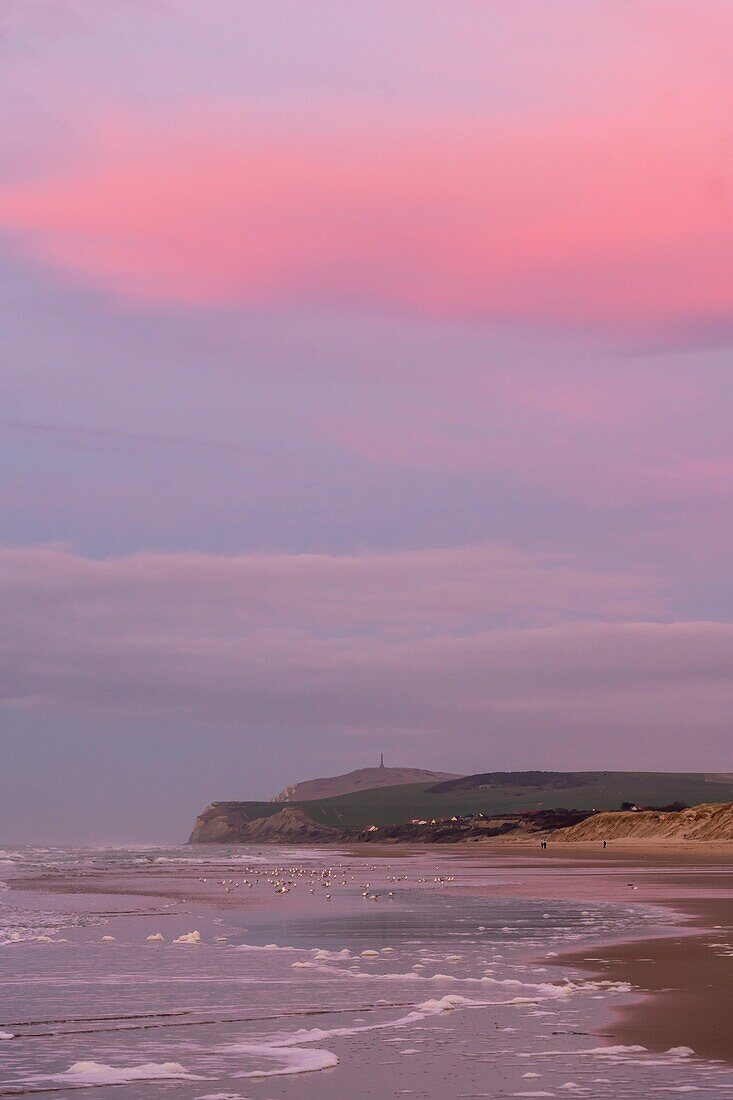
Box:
[1,844,732,1098]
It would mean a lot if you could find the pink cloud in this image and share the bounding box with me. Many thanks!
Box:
[314,350,733,515]
[642,456,733,499]
[1,49,732,333]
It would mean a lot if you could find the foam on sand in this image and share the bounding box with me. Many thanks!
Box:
[173,930,202,945]
[0,1031,14,1040]
[196,1094,248,1099]
[518,1044,647,1058]
[40,1060,204,1085]
[415,994,477,1014]
[232,1043,338,1078]
[237,941,298,952]
[223,992,488,1078]
[303,957,632,1003]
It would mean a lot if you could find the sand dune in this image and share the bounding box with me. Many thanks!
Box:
[551,801,733,842]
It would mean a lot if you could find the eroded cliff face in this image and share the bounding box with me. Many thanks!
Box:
[239,808,343,841]
[189,803,343,843]
[189,802,253,843]
[551,802,733,842]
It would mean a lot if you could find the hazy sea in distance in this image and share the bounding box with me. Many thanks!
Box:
[1,844,732,1098]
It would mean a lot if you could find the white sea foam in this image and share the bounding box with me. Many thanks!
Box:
[518,1045,648,1059]
[222,992,486,1079]
[307,958,631,1003]
[237,942,298,952]
[579,1045,649,1056]
[196,1094,247,1099]
[648,1088,703,1093]
[196,1094,248,1099]
[415,994,476,1014]
[231,1043,338,1078]
[40,1060,204,1085]
[0,1030,14,1040]
[173,930,202,945]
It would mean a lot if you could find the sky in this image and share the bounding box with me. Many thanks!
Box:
[1,1,732,843]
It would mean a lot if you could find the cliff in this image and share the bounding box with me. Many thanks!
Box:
[189,802,590,845]
[189,804,343,844]
[551,801,733,842]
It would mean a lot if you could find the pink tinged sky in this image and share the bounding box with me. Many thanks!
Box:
[1,1,732,840]
[1,60,733,330]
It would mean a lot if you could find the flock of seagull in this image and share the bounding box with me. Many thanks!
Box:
[196,863,457,903]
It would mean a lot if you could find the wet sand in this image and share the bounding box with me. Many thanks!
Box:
[560,895,733,1062]
[466,841,733,1063]
[352,839,733,1064]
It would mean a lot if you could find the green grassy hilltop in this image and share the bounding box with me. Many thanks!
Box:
[191,771,733,840]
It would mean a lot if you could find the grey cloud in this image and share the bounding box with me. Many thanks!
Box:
[3,545,730,761]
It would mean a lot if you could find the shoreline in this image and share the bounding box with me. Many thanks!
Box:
[556,894,733,1063]
[431,842,733,1065]
[8,841,733,1068]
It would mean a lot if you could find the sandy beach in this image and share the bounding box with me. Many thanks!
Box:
[3,839,733,1097]
[554,868,733,1063]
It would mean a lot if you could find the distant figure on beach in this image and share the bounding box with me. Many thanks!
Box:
[603,840,607,849]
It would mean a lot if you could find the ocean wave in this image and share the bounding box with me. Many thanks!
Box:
[222,991,481,1079]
